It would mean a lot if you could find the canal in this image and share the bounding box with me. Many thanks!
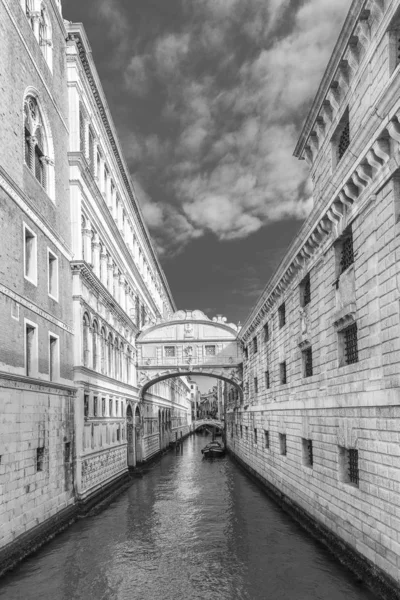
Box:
[0,435,378,600]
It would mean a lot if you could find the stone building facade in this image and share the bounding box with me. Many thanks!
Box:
[0,2,191,570]
[226,0,400,593]
[0,0,76,559]
[65,23,190,502]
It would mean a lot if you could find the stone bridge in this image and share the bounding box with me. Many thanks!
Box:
[193,419,224,431]
[136,310,243,399]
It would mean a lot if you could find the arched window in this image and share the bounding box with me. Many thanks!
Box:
[107,334,113,377]
[24,95,54,197]
[100,327,107,374]
[83,313,90,368]
[92,320,99,371]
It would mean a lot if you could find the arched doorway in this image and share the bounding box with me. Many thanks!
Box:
[126,404,134,467]
[135,406,142,464]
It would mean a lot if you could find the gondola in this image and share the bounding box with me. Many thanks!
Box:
[201,440,225,458]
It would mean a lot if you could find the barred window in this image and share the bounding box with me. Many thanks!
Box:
[340,229,354,273]
[253,336,258,353]
[280,361,287,385]
[254,377,258,393]
[36,447,45,472]
[254,429,257,444]
[303,347,313,377]
[205,345,216,356]
[264,430,270,449]
[93,396,98,417]
[265,370,270,389]
[165,346,176,357]
[302,438,313,467]
[344,322,358,365]
[278,303,286,328]
[279,433,287,456]
[348,449,359,485]
[264,323,269,341]
[64,442,71,463]
[301,273,311,307]
[338,121,350,161]
[243,346,248,360]
[84,394,89,418]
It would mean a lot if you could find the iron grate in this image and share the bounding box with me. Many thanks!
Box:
[340,231,354,273]
[344,322,358,364]
[304,347,313,377]
[348,449,359,485]
[338,121,350,160]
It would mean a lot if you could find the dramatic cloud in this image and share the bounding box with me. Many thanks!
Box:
[97,0,352,255]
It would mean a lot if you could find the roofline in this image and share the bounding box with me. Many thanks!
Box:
[293,0,366,158]
[66,22,176,313]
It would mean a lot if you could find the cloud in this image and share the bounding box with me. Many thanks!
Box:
[115,0,352,255]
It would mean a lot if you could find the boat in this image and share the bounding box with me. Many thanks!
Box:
[201,440,225,458]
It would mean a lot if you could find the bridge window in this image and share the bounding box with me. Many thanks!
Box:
[165,346,176,357]
[205,345,216,356]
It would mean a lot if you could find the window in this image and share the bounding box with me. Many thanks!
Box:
[116,400,119,416]
[49,334,58,381]
[245,426,248,440]
[254,428,257,445]
[343,322,358,365]
[23,2,53,68]
[88,127,95,173]
[339,446,359,487]
[254,377,258,393]
[278,303,286,328]
[84,394,89,418]
[93,396,98,417]
[24,224,37,285]
[264,430,270,449]
[265,370,270,389]
[333,108,350,166]
[205,345,216,356]
[302,438,313,467]
[240,425,243,438]
[339,228,354,273]
[263,323,269,341]
[165,346,176,357]
[102,398,106,416]
[300,273,311,307]
[279,433,287,456]
[64,442,71,463]
[243,346,248,360]
[24,96,53,195]
[253,336,258,354]
[117,427,120,442]
[47,249,58,300]
[303,347,313,377]
[141,305,146,327]
[25,321,37,377]
[109,399,113,417]
[83,314,91,368]
[36,447,45,472]
[280,361,287,385]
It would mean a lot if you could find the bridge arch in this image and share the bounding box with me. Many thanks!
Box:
[136,310,243,401]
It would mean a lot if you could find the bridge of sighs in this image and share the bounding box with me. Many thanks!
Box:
[136,310,243,399]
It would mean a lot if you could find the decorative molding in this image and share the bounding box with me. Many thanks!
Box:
[0,371,76,395]
[333,304,357,331]
[0,283,73,333]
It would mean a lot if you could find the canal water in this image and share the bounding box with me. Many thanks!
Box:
[0,435,378,600]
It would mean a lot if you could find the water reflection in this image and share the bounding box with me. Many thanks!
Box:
[0,436,378,600]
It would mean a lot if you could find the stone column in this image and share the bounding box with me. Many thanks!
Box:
[92,234,101,278]
[82,222,93,265]
[100,247,108,286]
[107,258,114,294]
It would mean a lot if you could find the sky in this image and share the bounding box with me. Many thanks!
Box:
[63,0,352,325]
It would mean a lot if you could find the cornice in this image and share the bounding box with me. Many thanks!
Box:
[74,366,139,394]
[294,0,371,158]
[240,100,400,343]
[0,371,76,395]
[69,154,162,317]
[65,24,176,313]
[71,260,139,336]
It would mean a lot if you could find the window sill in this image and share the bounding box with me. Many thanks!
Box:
[24,275,38,287]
